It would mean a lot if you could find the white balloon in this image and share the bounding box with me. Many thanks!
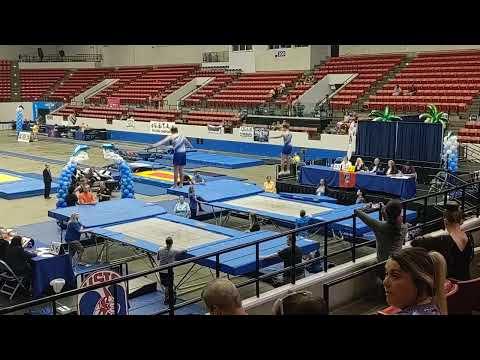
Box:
[447,150,452,155]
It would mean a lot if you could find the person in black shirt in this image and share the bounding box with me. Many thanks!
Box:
[262,233,304,285]
[411,202,474,280]
[65,186,78,207]
[5,236,35,288]
[43,164,52,199]
[248,212,260,232]
[0,237,8,261]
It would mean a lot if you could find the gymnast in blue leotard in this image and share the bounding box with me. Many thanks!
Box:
[147,126,193,187]
[271,123,293,175]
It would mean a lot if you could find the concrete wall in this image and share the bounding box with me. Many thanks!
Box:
[47,114,353,155]
[254,46,311,72]
[0,46,57,60]
[229,48,256,73]
[19,62,98,69]
[0,102,33,122]
[310,45,330,67]
[340,45,480,56]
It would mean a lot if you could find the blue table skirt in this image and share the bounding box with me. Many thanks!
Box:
[31,254,76,298]
[300,165,416,199]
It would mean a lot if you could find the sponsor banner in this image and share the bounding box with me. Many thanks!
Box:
[254,127,269,142]
[239,126,254,138]
[207,124,223,134]
[126,117,135,128]
[339,171,356,188]
[78,270,128,315]
[107,97,121,107]
[17,131,31,143]
[150,121,173,135]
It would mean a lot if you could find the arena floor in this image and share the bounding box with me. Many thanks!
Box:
[0,131,378,314]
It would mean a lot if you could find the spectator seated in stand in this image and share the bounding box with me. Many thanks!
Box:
[316,179,329,196]
[5,236,35,290]
[403,83,417,96]
[392,84,402,96]
[411,202,474,281]
[383,247,447,315]
[0,232,8,262]
[339,156,352,171]
[370,158,384,174]
[264,176,276,193]
[385,160,399,176]
[402,161,417,179]
[202,278,248,315]
[272,290,328,315]
[354,157,368,172]
[65,186,78,207]
[77,184,97,205]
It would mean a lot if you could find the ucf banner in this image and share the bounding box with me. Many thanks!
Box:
[207,124,223,134]
[339,171,356,188]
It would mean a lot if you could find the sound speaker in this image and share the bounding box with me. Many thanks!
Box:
[37,47,44,60]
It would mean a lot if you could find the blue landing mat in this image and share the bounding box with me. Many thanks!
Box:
[0,169,59,200]
[162,152,264,169]
[167,179,263,202]
[185,230,319,276]
[134,182,168,196]
[278,192,337,204]
[48,198,166,229]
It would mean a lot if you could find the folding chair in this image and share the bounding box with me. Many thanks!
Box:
[0,260,29,301]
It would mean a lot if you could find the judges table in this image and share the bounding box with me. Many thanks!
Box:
[300,165,416,199]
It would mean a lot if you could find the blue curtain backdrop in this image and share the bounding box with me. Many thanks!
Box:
[355,122,397,159]
[356,121,442,163]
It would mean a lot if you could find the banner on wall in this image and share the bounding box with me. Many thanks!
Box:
[78,270,128,315]
[126,117,135,128]
[207,124,223,134]
[254,127,269,142]
[150,121,173,134]
[274,49,287,59]
[239,126,254,138]
[339,171,356,188]
[32,101,63,122]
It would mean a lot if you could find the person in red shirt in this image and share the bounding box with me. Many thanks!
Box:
[77,184,97,205]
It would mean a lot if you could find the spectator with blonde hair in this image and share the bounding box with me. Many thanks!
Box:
[202,279,247,315]
[384,247,447,315]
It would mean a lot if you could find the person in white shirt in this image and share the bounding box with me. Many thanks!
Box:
[174,196,191,218]
[339,156,352,171]
[316,179,326,196]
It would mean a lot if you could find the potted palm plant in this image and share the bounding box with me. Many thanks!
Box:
[419,104,448,128]
[368,106,402,122]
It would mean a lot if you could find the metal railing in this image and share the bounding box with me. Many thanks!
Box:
[1,179,480,315]
[19,54,103,63]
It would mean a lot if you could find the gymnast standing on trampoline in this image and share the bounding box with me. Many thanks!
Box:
[270,123,293,175]
[147,127,193,188]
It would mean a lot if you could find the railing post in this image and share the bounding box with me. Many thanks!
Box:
[215,254,220,278]
[352,215,356,263]
[461,187,466,212]
[113,281,118,316]
[52,300,57,315]
[255,242,260,298]
[423,197,428,224]
[323,224,328,272]
[168,266,175,316]
[402,202,407,225]
[477,182,480,217]
[323,284,330,312]
[290,234,296,285]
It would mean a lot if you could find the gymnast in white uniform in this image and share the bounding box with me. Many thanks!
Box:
[147,126,193,187]
[270,123,293,175]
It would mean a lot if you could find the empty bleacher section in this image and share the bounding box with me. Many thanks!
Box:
[182,68,236,107]
[458,121,480,143]
[182,110,241,126]
[48,68,112,101]
[104,64,199,105]
[0,60,11,101]
[88,66,153,104]
[365,51,480,113]
[316,54,405,110]
[206,71,302,108]
[276,83,313,105]
[127,107,180,122]
[20,69,67,101]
